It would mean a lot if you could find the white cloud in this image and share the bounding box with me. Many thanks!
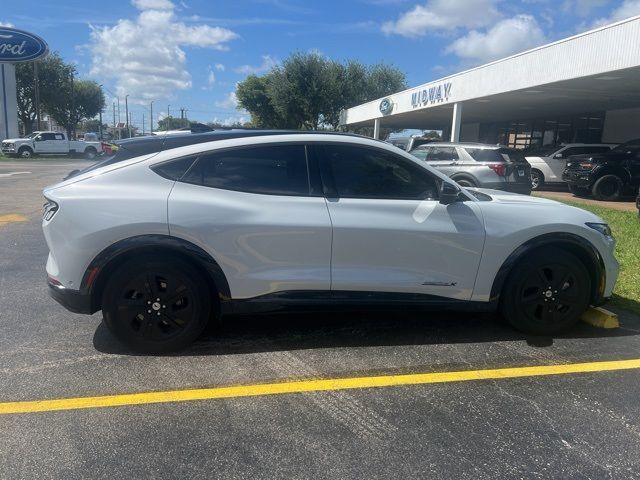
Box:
[211,115,250,126]
[215,90,239,109]
[593,0,640,26]
[446,14,546,63]
[215,63,225,71]
[207,66,216,85]
[89,1,237,102]
[234,55,278,74]
[562,0,608,16]
[382,0,501,37]
[132,0,174,10]
[0,21,14,27]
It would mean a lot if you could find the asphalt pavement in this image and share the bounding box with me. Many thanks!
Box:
[1,160,640,479]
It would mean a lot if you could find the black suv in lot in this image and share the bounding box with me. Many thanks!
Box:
[562,139,640,200]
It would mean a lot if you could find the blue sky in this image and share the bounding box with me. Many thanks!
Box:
[2,0,638,129]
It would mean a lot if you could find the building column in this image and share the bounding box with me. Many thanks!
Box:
[450,102,462,142]
[373,118,380,140]
[0,63,19,141]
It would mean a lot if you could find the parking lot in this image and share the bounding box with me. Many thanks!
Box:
[2,159,640,479]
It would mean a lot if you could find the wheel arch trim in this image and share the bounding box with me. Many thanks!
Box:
[489,232,606,305]
[81,234,232,314]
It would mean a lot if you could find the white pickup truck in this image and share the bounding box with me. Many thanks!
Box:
[1,131,102,159]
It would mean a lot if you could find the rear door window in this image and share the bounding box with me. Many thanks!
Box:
[424,147,458,162]
[181,144,310,196]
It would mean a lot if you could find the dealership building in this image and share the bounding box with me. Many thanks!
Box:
[341,16,640,149]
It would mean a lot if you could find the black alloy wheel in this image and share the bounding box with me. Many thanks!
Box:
[591,175,623,201]
[103,257,211,353]
[501,248,590,335]
[530,170,544,190]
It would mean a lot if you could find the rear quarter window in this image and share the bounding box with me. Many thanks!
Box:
[463,148,503,162]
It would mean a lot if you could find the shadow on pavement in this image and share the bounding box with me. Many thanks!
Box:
[92,307,640,357]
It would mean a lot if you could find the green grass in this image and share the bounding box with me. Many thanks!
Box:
[560,200,640,314]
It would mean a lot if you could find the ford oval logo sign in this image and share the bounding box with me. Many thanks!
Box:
[0,27,48,63]
[379,98,393,115]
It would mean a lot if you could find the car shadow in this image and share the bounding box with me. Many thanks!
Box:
[92,307,640,357]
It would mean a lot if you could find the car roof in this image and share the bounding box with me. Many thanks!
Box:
[414,142,503,149]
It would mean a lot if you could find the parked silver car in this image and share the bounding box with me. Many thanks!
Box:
[410,142,532,195]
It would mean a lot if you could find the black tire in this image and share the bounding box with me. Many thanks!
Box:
[568,184,589,197]
[454,178,477,188]
[591,175,623,201]
[84,147,97,160]
[18,146,33,158]
[501,247,591,335]
[530,170,544,191]
[102,256,212,353]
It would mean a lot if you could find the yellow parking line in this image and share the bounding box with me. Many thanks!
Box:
[1,358,640,415]
[0,213,27,226]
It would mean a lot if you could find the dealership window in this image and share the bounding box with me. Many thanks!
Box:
[479,111,605,149]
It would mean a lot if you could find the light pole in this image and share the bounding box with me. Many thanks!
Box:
[125,94,130,138]
[167,104,170,131]
[150,101,154,134]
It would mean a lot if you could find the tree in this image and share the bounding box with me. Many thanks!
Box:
[236,75,296,129]
[157,116,193,130]
[235,53,407,131]
[15,52,74,134]
[44,76,105,139]
[82,119,107,133]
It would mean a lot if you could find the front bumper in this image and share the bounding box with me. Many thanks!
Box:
[1,147,16,154]
[562,169,593,187]
[47,278,92,314]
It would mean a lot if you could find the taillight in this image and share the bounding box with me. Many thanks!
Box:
[43,198,59,221]
[487,163,507,176]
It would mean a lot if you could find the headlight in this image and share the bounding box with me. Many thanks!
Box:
[43,198,59,221]
[586,222,613,238]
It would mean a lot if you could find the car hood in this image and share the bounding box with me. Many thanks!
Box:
[470,188,562,205]
[1,137,27,143]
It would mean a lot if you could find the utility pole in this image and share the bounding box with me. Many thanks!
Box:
[70,70,75,139]
[117,97,120,124]
[125,94,129,138]
[112,102,116,139]
[150,101,154,134]
[129,112,132,137]
[142,113,145,135]
[33,62,41,131]
[167,104,170,130]
[98,84,104,140]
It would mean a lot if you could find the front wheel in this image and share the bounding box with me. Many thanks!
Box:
[102,257,212,353]
[18,147,33,158]
[501,248,591,335]
[454,178,477,188]
[592,175,623,201]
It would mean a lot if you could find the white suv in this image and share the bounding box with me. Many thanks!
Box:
[42,132,619,352]
[525,144,616,190]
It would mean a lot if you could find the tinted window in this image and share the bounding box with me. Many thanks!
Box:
[563,146,610,156]
[322,144,438,200]
[424,146,458,161]
[152,156,198,180]
[40,133,56,141]
[54,134,65,140]
[182,144,310,196]
[464,148,502,162]
[409,148,428,160]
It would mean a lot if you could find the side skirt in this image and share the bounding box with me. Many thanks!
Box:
[229,290,496,315]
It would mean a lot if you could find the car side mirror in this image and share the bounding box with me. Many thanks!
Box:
[553,153,563,159]
[439,182,462,205]
[35,136,43,142]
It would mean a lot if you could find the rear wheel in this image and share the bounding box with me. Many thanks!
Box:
[591,174,623,201]
[530,170,544,191]
[102,257,211,353]
[84,147,97,159]
[501,248,591,335]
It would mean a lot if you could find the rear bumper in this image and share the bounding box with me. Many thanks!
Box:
[47,279,92,314]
